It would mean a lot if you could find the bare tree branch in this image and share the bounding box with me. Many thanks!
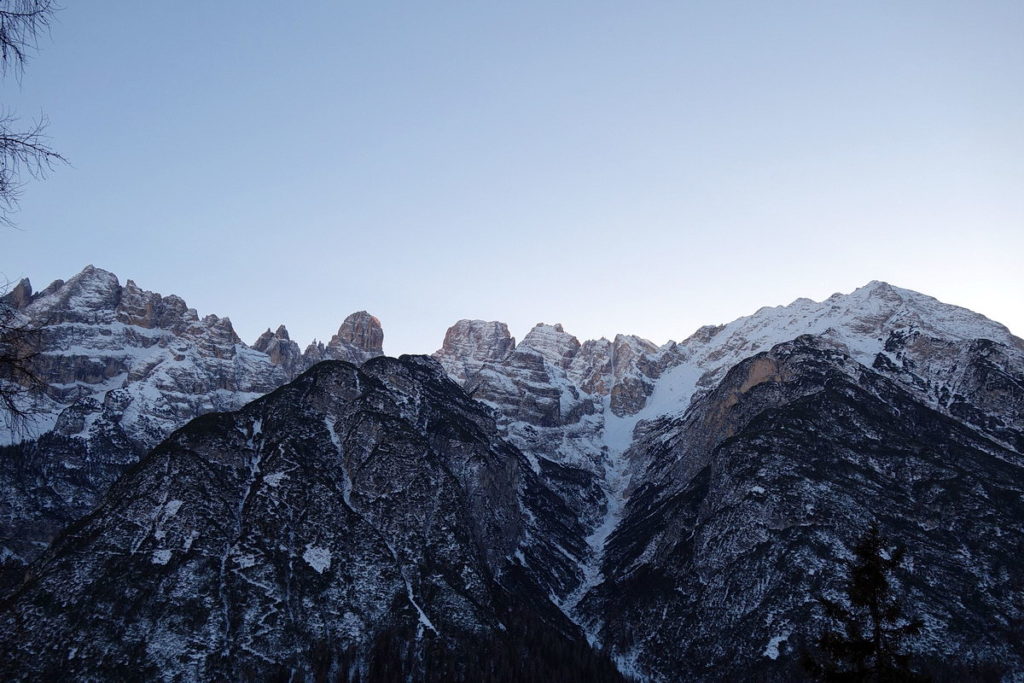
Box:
[0,1,65,226]
[0,111,66,226]
[0,2,62,422]
[0,0,56,77]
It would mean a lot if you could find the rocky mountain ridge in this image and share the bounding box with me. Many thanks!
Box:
[0,356,618,680]
[431,282,1024,636]
[2,267,1022,679]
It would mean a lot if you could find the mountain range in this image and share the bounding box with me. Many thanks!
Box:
[1,265,1022,680]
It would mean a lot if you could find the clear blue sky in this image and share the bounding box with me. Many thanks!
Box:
[2,2,1022,354]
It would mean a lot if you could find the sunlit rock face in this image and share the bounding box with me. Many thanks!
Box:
[334,310,385,356]
[433,319,516,383]
[0,266,383,575]
[253,325,304,378]
[432,320,679,472]
[299,311,385,368]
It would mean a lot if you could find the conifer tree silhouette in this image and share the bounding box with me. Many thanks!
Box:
[804,522,927,682]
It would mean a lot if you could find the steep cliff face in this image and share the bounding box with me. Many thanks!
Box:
[0,267,383,575]
[0,357,618,681]
[430,321,680,567]
[432,319,516,386]
[252,325,304,377]
[432,321,677,472]
[433,282,1023,487]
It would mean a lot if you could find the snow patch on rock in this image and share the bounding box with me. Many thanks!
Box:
[234,554,256,569]
[303,545,331,574]
[263,472,286,487]
[763,631,790,660]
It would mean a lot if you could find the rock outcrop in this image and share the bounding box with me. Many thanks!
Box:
[299,311,385,367]
[433,319,516,383]
[252,325,304,377]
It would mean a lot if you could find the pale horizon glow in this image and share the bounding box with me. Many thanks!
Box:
[2,3,1022,354]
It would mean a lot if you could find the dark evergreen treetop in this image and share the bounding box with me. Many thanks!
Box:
[804,522,927,682]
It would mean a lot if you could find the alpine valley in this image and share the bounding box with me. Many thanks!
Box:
[1,266,1022,681]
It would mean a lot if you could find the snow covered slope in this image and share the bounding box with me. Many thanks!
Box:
[0,266,383,572]
[636,280,1021,426]
[436,281,1021,476]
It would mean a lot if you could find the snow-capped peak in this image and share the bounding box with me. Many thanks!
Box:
[637,280,1022,429]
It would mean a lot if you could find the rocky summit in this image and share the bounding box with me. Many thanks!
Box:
[1,268,1023,680]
